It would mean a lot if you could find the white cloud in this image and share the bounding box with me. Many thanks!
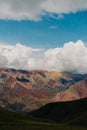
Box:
[0,44,13,49]
[0,40,87,74]
[0,0,87,21]
[0,43,43,69]
[49,26,57,29]
[45,40,87,74]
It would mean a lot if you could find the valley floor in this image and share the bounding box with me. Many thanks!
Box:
[0,122,87,130]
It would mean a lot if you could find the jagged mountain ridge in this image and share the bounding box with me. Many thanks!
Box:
[0,67,87,112]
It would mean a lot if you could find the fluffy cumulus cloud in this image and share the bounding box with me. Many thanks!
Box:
[45,40,87,74]
[0,0,87,20]
[0,43,43,69]
[0,40,87,74]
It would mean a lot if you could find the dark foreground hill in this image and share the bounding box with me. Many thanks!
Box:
[0,99,87,130]
[29,97,87,126]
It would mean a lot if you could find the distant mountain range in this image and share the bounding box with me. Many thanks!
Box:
[0,67,87,113]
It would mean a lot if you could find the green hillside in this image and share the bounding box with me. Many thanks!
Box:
[0,108,59,130]
[0,108,76,130]
[30,98,87,126]
[0,98,87,130]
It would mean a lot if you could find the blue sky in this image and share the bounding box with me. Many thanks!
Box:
[0,0,87,73]
[0,0,87,49]
[0,11,87,49]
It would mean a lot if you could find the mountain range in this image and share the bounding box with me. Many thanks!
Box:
[0,67,87,112]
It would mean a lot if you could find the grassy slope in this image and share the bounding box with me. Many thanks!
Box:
[30,98,87,127]
[0,108,76,130]
[0,98,87,130]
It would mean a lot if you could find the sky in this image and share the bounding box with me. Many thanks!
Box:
[0,0,87,73]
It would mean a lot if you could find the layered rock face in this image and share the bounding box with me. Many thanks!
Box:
[0,67,87,112]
